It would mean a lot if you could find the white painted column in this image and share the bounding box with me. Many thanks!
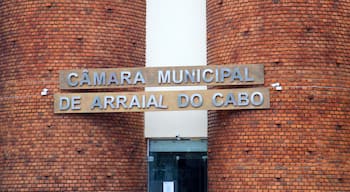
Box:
[145,0,207,138]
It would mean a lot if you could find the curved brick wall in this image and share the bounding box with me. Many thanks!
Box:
[0,1,146,191]
[207,1,350,191]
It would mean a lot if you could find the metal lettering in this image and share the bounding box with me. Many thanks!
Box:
[107,72,118,85]
[224,93,237,106]
[215,68,219,82]
[190,94,203,108]
[212,93,224,107]
[244,67,254,82]
[231,67,243,81]
[196,69,201,83]
[133,71,145,85]
[90,96,102,110]
[219,68,231,82]
[251,92,264,106]
[178,94,189,108]
[142,95,146,108]
[93,72,106,86]
[104,96,115,109]
[129,95,141,108]
[59,64,265,89]
[59,97,70,110]
[238,92,249,106]
[158,70,171,84]
[71,96,81,110]
[116,96,127,109]
[202,69,214,83]
[158,95,168,109]
[67,73,78,87]
[184,69,196,83]
[120,71,131,85]
[147,95,158,108]
[172,70,183,84]
[54,88,270,113]
[80,71,91,86]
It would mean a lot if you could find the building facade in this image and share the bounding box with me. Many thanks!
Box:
[0,0,349,191]
[0,1,147,191]
[207,1,350,191]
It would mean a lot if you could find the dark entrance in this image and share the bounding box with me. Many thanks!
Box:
[148,140,207,192]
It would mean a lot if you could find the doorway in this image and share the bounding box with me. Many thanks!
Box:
[148,140,208,192]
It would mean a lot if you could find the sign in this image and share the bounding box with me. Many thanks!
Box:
[163,181,175,192]
[55,64,270,113]
[59,64,264,89]
[54,88,269,113]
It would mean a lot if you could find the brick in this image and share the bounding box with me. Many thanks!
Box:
[207,0,350,191]
[0,1,146,191]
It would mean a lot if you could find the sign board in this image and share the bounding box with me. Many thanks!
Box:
[54,88,269,113]
[55,64,270,113]
[59,64,264,89]
[163,181,175,192]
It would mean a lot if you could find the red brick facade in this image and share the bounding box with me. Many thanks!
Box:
[207,1,350,191]
[0,1,146,191]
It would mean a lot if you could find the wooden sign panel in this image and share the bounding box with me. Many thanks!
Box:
[54,88,270,113]
[59,64,264,89]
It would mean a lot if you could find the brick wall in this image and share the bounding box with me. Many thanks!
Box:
[0,1,146,191]
[207,0,350,191]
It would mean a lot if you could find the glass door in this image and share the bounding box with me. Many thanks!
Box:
[148,140,207,192]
